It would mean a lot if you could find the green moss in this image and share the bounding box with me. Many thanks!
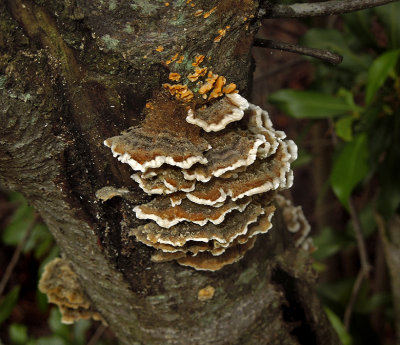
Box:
[101,34,120,51]
[0,76,7,89]
[123,24,134,34]
[109,0,117,10]
[235,265,258,286]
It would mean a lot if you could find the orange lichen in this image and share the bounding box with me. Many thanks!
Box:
[163,83,194,102]
[165,2,170,6]
[166,52,180,64]
[176,55,184,63]
[155,45,164,52]
[203,6,217,18]
[145,102,155,109]
[199,72,218,95]
[208,76,226,100]
[198,286,215,301]
[187,67,208,82]
[192,55,205,66]
[222,83,237,94]
[214,26,230,43]
[194,9,203,16]
[169,72,181,81]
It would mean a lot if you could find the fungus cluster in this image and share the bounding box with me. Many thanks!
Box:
[39,258,104,324]
[104,93,297,270]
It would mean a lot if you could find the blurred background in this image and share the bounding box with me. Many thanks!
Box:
[1,1,399,344]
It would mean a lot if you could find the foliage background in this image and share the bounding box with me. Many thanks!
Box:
[1,1,399,344]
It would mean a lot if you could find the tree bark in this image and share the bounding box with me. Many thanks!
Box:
[0,1,339,344]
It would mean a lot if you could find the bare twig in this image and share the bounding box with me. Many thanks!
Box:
[343,199,371,330]
[0,214,38,298]
[344,269,364,330]
[87,324,107,345]
[348,199,371,277]
[268,0,400,19]
[253,38,343,65]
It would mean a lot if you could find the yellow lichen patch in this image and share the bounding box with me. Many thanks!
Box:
[194,9,203,16]
[169,72,181,82]
[163,83,194,102]
[203,6,217,18]
[214,26,230,43]
[188,67,208,82]
[223,83,237,94]
[191,2,195,7]
[198,285,215,301]
[176,55,185,64]
[155,45,164,52]
[208,76,226,100]
[199,72,218,95]
[192,55,205,67]
[165,2,170,6]
[166,53,179,64]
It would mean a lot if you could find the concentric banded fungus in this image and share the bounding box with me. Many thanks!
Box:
[275,195,312,249]
[39,258,103,324]
[104,92,298,270]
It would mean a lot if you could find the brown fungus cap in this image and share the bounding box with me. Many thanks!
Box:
[130,201,264,247]
[176,237,257,271]
[134,196,251,228]
[186,93,249,132]
[105,93,298,270]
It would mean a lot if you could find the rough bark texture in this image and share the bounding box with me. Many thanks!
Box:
[0,1,340,344]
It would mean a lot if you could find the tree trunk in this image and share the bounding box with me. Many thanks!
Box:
[0,0,340,344]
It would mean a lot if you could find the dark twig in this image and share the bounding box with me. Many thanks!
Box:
[87,324,107,345]
[343,199,371,330]
[344,269,364,330]
[0,214,38,298]
[268,0,400,18]
[253,38,343,65]
[349,199,371,276]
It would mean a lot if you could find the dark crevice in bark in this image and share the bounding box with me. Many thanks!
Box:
[272,267,317,345]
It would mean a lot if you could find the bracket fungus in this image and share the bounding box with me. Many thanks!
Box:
[39,258,104,324]
[104,92,298,271]
[275,195,314,251]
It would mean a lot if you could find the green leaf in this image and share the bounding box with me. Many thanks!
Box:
[301,28,372,72]
[48,308,69,337]
[2,203,34,246]
[335,116,354,142]
[35,336,67,345]
[312,227,353,261]
[365,49,400,104]
[374,2,400,48]
[343,10,376,49]
[330,134,369,209]
[354,292,391,314]
[9,323,28,345]
[324,307,353,345]
[0,286,20,324]
[269,89,358,119]
[73,319,91,345]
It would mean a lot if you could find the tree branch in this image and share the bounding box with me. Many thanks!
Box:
[268,0,400,18]
[253,38,343,65]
